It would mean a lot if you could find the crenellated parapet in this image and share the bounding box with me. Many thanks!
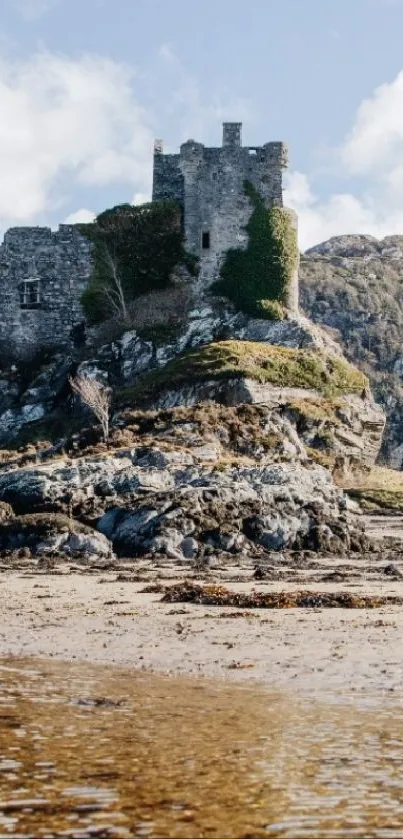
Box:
[152,122,298,311]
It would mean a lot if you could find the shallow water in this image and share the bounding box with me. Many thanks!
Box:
[0,658,403,837]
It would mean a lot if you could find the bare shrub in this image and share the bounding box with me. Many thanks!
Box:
[88,284,193,351]
[97,248,129,322]
[128,285,193,333]
[69,375,111,442]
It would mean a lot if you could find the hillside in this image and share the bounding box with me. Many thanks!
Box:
[300,234,403,467]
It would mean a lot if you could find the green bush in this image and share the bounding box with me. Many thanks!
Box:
[255,299,285,321]
[212,182,298,316]
[79,201,197,323]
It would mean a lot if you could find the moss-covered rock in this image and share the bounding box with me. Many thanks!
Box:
[346,488,403,512]
[0,512,86,537]
[116,340,368,408]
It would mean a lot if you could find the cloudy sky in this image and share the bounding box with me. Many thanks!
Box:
[1,0,403,249]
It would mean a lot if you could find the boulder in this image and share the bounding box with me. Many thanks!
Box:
[0,512,113,558]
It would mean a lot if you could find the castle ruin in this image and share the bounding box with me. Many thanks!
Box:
[0,122,298,358]
[153,122,299,308]
[0,226,92,358]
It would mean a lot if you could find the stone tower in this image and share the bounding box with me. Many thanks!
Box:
[152,122,299,312]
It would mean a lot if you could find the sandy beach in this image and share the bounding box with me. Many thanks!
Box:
[1,551,403,702]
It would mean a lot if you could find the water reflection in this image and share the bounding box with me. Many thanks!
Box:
[0,657,402,837]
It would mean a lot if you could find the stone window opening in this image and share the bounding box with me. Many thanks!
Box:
[248,148,257,155]
[19,279,41,309]
[202,231,210,250]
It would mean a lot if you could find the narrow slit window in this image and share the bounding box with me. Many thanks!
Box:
[202,231,210,250]
[19,279,40,309]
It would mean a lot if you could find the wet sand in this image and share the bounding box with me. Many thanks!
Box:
[3,656,403,837]
[1,560,403,701]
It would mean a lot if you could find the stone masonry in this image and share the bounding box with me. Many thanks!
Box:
[0,122,299,360]
[153,122,299,309]
[0,226,92,358]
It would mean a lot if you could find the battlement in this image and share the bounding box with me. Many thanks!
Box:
[222,122,242,147]
[2,224,85,248]
[153,125,287,189]
[152,121,292,282]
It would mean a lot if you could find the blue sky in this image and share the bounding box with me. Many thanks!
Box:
[1,0,403,248]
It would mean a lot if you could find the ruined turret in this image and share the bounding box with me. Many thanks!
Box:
[152,121,299,312]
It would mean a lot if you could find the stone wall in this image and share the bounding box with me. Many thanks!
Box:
[152,152,184,205]
[0,124,299,363]
[0,225,92,358]
[152,122,294,297]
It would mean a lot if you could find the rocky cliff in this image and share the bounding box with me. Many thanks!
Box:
[0,281,387,565]
[300,234,403,468]
[0,398,375,565]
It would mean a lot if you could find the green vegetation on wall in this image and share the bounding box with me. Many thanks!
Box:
[212,181,299,319]
[79,201,197,323]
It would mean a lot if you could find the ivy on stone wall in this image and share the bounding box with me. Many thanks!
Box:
[79,201,196,323]
[212,181,299,319]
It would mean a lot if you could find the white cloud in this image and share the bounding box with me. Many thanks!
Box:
[0,50,153,234]
[133,191,151,206]
[0,43,254,238]
[4,44,403,254]
[341,71,403,177]
[64,209,95,225]
[284,173,383,251]
[285,69,403,250]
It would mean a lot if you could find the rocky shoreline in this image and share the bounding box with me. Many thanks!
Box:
[0,392,385,564]
[0,292,401,705]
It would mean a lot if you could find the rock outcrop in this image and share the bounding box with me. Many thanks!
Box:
[300,234,403,468]
[0,264,388,563]
[0,300,345,446]
[0,403,371,562]
[0,512,112,559]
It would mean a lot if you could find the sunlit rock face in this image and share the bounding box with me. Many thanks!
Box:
[301,234,403,467]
